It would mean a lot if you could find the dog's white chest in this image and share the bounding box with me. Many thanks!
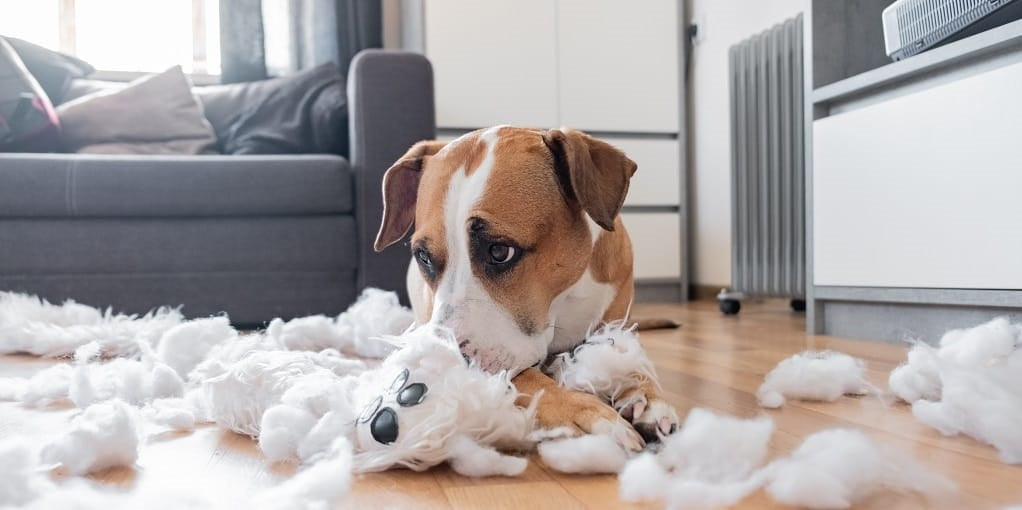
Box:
[547,270,617,354]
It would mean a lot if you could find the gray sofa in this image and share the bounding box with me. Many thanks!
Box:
[0,50,434,325]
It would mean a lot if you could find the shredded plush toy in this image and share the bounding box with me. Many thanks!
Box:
[0,288,664,510]
[206,325,538,476]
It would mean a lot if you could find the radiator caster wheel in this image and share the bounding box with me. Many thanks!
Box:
[790,299,806,312]
[720,299,741,315]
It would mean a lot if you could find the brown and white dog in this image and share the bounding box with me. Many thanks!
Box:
[374,126,679,449]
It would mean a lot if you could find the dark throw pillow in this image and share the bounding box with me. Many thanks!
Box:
[57,66,218,155]
[5,36,94,104]
[0,37,60,152]
[217,62,348,156]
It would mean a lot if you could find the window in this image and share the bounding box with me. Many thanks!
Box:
[0,0,220,78]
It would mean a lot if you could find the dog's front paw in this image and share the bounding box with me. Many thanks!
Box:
[534,390,645,453]
[615,386,679,443]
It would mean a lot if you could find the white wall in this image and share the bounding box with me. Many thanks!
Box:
[686,0,805,287]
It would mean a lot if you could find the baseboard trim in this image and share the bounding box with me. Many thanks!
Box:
[635,281,683,303]
[689,284,725,301]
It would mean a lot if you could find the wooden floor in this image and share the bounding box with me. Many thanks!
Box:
[3,299,1021,509]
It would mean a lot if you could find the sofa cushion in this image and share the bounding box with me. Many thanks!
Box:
[0,154,352,217]
[212,62,348,156]
[4,37,94,104]
[64,64,349,156]
[57,66,218,154]
[0,37,61,152]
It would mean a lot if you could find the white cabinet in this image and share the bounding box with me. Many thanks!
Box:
[610,138,681,206]
[424,0,559,128]
[813,61,1022,290]
[556,0,680,133]
[622,213,682,279]
[425,0,680,133]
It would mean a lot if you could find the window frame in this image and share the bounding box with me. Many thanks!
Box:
[56,0,220,83]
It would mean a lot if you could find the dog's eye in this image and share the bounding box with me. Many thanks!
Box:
[488,244,516,264]
[415,248,432,267]
[370,407,399,444]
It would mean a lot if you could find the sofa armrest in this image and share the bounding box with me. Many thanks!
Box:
[348,50,435,302]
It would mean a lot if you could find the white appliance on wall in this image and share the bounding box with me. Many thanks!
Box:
[422,0,687,300]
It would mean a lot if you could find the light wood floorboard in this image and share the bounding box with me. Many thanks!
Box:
[2,299,1020,508]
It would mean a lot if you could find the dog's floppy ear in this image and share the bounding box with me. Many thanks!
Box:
[542,128,637,231]
[375,140,447,252]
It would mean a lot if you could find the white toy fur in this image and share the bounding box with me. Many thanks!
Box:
[545,321,658,408]
[757,351,870,408]
[889,317,1022,463]
[254,326,537,476]
[0,292,183,359]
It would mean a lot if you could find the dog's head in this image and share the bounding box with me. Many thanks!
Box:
[374,126,636,374]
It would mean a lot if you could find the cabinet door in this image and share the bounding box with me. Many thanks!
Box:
[556,0,680,133]
[621,213,682,279]
[424,0,559,129]
[813,61,1022,289]
[606,137,681,206]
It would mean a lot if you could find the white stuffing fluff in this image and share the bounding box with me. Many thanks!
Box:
[0,439,53,506]
[0,377,28,401]
[545,321,658,405]
[41,399,141,475]
[255,438,354,510]
[618,452,673,502]
[889,317,1022,463]
[888,345,942,403]
[13,363,74,407]
[0,292,182,358]
[757,351,870,408]
[447,435,529,477]
[155,316,237,377]
[70,359,184,408]
[144,398,198,432]
[0,359,185,409]
[618,413,953,509]
[911,365,1022,463]
[619,408,774,508]
[538,434,628,474]
[764,428,955,509]
[270,288,414,358]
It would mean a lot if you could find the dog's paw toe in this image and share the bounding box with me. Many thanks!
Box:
[591,414,645,453]
[631,399,679,443]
